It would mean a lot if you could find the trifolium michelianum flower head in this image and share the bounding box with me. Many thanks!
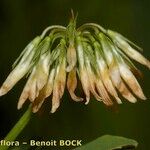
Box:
[0,14,149,113]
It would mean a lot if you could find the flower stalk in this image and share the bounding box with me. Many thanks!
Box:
[0,105,32,150]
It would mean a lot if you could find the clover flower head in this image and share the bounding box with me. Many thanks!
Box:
[0,14,149,113]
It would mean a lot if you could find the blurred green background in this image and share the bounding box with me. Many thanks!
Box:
[0,0,150,149]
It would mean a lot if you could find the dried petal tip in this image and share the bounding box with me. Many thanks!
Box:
[116,97,122,104]
[32,106,38,113]
[148,61,150,69]
[17,102,23,110]
[129,97,137,103]
[85,97,90,105]
[50,102,60,113]
[139,94,147,100]
[0,87,7,96]
[17,93,28,110]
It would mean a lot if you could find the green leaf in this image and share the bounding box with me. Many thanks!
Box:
[74,135,138,150]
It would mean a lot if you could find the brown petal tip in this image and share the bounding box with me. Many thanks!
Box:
[32,104,41,113]
[50,102,60,113]
[0,86,8,96]
[71,96,84,102]
[140,95,147,100]
[130,98,137,103]
[116,97,122,104]
[85,97,90,105]
[32,108,37,113]
[147,61,150,69]
[17,103,23,110]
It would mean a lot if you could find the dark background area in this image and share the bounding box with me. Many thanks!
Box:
[0,0,150,149]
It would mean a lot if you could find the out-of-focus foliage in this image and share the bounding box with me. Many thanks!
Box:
[74,135,138,150]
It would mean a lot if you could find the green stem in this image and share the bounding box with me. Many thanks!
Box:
[41,25,66,39]
[77,23,106,33]
[0,105,32,150]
